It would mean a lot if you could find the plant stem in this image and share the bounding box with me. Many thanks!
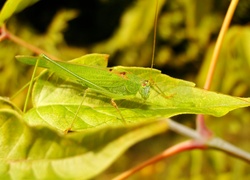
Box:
[0,24,7,41]
[203,0,239,90]
[1,24,59,60]
[197,0,240,137]
[208,137,250,163]
[113,118,250,180]
[113,140,205,180]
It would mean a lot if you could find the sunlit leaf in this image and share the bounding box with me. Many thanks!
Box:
[16,54,250,131]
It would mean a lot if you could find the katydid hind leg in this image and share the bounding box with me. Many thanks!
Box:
[23,57,41,113]
[111,99,127,124]
[64,89,88,134]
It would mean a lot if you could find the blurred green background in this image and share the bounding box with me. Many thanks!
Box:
[0,0,249,179]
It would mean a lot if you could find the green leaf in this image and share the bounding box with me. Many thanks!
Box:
[0,107,168,179]
[21,54,250,131]
[0,0,39,26]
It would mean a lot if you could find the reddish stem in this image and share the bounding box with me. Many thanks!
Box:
[0,24,59,60]
[196,114,213,138]
[0,24,7,41]
[196,0,239,139]
[113,140,207,180]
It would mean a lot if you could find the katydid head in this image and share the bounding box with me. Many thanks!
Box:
[139,80,150,100]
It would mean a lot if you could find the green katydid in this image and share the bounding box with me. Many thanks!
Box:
[16,53,167,130]
[16,54,156,101]
[16,0,164,130]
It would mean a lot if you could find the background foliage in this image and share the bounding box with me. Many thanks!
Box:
[0,0,250,179]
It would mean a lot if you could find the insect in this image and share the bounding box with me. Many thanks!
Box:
[16,53,164,128]
[17,54,153,100]
[16,0,164,131]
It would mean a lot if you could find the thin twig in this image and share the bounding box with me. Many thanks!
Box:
[197,0,240,138]
[203,0,239,90]
[2,24,59,60]
[113,118,250,180]
[0,24,7,41]
[208,137,250,163]
[113,139,205,180]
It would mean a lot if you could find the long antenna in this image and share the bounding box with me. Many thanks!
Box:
[150,0,159,70]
